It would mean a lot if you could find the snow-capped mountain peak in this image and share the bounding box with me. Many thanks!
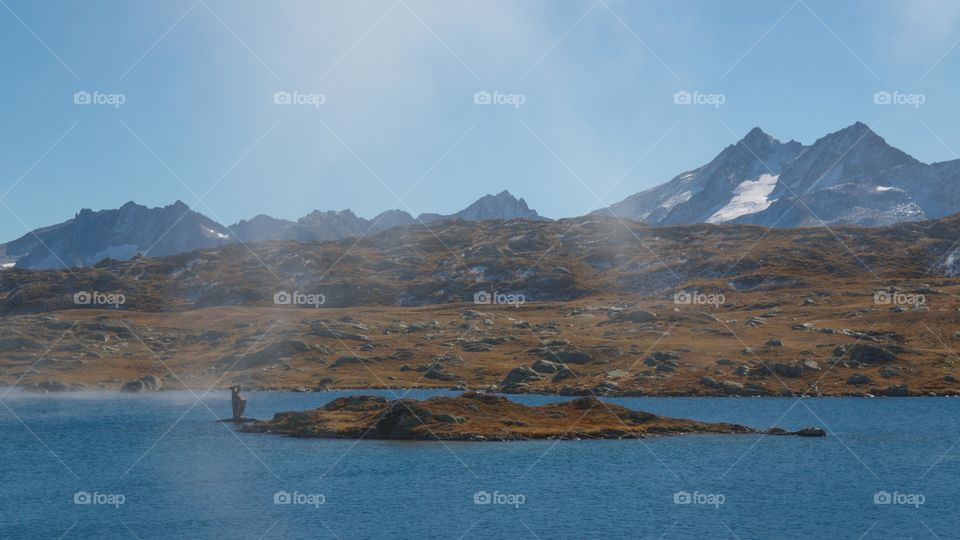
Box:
[599,122,955,228]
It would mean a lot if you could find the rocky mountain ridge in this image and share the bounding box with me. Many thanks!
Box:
[2,190,542,269]
[597,122,960,228]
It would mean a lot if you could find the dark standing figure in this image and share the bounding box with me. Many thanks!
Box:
[230,385,246,419]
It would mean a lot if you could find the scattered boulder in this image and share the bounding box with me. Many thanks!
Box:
[799,360,821,372]
[121,375,162,393]
[880,367,899,378]
[717,380,745,394]
[834,344,898,364]
[600,309,657,325]
[461,341,492,353]
[592,381,620,396]
[531,359,561,374]
[331,355,372,368]
[432,353,464,366]
[501,366,542,386]
[765,360,820,378]
[879,384,910,397]
[699,376,746,395]
[545,349,593,365]
[765,338,784,347]
[644,351,680,367]
[846,374,871,385]
[424,364,458,382]
[552,366,579,382]
[22,381,83,393]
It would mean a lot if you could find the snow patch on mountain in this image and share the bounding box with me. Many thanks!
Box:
[707,174,779,224]
[646,190,692,220]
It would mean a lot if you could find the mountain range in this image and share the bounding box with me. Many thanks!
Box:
[0,190,542,269]
[3,122,959,270]
[228,189,542,243]
[597,122,960,227]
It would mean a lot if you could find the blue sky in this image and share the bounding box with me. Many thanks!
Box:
[1,0,959,241]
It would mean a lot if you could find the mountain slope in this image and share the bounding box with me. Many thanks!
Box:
[600,122,960,227]
[5,212,960,314]
[418,190,543,223]
[230,209,416,243]
[4,201,231,270]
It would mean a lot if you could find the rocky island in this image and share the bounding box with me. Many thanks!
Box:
[241,392,825,440]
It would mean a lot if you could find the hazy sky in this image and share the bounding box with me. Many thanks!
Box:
[2,0,959,241]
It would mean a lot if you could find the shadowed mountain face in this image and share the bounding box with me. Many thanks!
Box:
[598,122,960,227]
[0,201,231,270]
[417,190,543,223]
[229,209,411,243]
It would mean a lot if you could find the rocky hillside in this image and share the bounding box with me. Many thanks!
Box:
[4,213,960,315]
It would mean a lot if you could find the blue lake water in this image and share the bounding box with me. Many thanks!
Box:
[1,389,958,539]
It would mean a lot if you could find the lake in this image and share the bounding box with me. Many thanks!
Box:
[1,389,957,539]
